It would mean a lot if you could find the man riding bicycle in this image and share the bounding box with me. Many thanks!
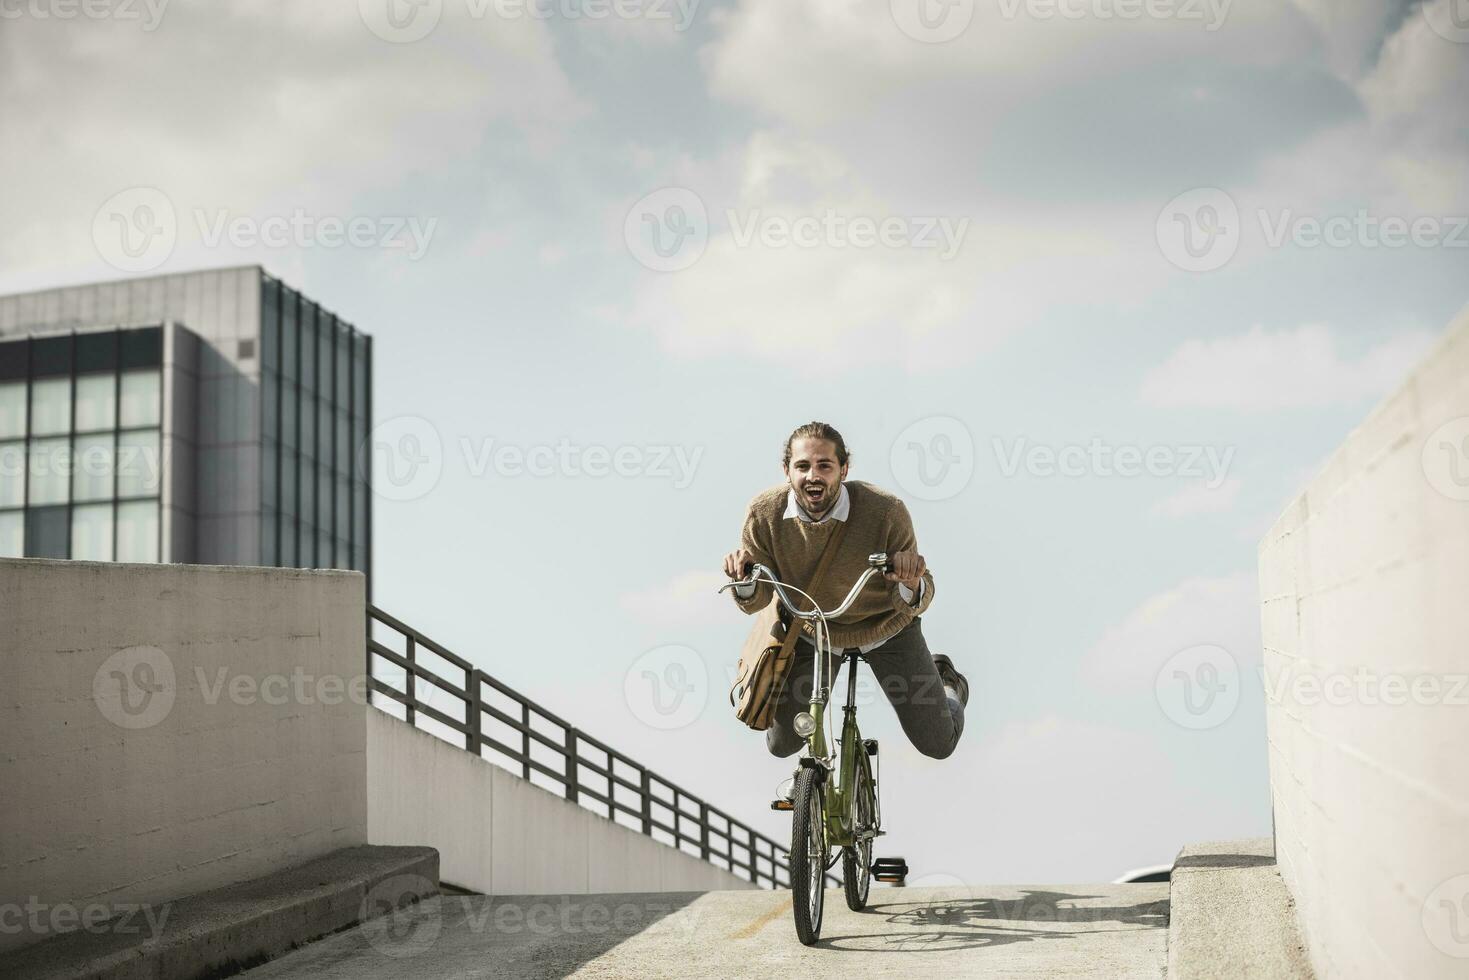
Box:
[723,421,969,760]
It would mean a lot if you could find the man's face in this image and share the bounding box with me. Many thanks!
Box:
[785,437,848,518]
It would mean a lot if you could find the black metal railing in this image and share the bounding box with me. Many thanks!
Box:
[366,604,837,890]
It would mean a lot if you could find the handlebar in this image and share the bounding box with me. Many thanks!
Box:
[717,552,892,622]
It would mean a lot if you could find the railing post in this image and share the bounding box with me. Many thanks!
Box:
[699,802,710,862]
[405,634,416,726]
[467,670,480,756]
[520,702,531,780]
[640,770,652,836]
[565,727,578,804]
[364,610,373,701]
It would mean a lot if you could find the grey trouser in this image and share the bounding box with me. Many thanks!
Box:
[765,618,964,760]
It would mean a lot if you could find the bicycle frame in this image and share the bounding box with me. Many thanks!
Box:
[721,555,890,848]
[812,652,871,849]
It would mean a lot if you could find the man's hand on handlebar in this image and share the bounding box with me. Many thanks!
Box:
[884,550,925,591]
[723,547,756,581]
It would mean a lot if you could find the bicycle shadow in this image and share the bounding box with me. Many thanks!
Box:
[817,888,1170,953]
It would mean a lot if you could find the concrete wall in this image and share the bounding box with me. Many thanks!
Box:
[366,709,755,895]
[1259,309,1469,979]
[0,558,367,954]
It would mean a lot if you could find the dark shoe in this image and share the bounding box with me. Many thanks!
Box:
[932,654,969,708]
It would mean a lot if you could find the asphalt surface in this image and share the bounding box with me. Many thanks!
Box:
[243,882,1170,979]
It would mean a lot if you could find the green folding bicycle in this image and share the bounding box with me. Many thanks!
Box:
[721,552,908,945]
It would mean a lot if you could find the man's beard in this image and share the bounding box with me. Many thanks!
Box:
[796,478,838,518]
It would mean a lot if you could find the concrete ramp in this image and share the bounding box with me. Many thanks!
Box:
[242,882,1169,979]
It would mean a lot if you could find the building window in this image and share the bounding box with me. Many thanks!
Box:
[0,440,23,508]
[72,432,115,502]
[27,437,71,506]
[30,377,72,436]
[119,369,160,428]
[74,373,117,432]
[116,500,159,563]
[117,429,161,498]
[71,503,115,561]
[0,381,25,438]
[0,510,21,557]
[24,505,69,559]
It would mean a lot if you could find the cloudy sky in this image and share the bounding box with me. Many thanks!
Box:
[3,0,1466,885]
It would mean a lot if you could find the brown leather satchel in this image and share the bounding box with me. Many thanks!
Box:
[729,519,850,731]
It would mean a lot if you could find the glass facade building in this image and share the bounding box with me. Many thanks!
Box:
[0,328,164,563]
[0,268,372,590]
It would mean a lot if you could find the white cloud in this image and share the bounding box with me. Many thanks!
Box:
[619,568,733,628]
[1253,2,1469,216]
[615,132,1173,372]
[703,0,1315,128]
[1154,477,1244,518]
[0,1,585,292]
[1139,323,1436,412]
[1082,571,1260,691]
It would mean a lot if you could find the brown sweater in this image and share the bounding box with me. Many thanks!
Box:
[732,480,935,648]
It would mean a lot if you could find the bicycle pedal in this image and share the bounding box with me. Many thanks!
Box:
[864,739,878,757]
[770,799,793,811]
[871,856,909,884]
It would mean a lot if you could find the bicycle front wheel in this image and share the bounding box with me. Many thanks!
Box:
[789,767,827,946]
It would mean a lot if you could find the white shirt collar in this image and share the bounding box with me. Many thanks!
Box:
[784,482,850,524]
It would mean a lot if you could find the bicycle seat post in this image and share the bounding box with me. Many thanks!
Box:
[843,651,861,712]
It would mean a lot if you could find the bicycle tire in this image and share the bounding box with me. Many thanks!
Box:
[843,758,873,911]
[789,767,826,945]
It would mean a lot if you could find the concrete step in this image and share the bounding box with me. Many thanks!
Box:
[0,845,439,980]
[1167,838,1313,979]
